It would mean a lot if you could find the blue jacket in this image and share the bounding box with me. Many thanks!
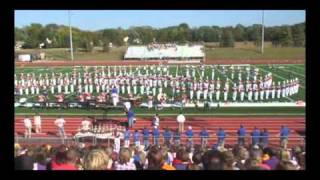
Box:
[185,130,194,138]
[261,132,269,143]
[252,129,261,139]
[163,130,172,140]
[128,110,135,119]
[133,132,140,142]
[124,130,131,140]
[200,130,209,138]
[143,128,150,138]
[153,128,160,138]
[217,130,226,139]
[280,127,290,137]
[111,87,118,94]
[238,127,246,137]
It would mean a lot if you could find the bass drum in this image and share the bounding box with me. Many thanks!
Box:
[157,93,167,102]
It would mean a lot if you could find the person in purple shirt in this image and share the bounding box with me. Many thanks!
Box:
[263,148,279,170]
[163,127,172,147]
[237,125,246,146]
[216,127,226,147]
[260,128,269,148]
[124,127,131,148]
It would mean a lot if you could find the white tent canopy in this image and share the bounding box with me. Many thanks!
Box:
[124,44,205,60]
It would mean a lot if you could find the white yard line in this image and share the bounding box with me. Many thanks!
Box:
[276,67,305,78]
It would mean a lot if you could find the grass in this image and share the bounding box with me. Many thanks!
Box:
[205,47,305,60]
[16,42,305,61]
[15,107,305,116]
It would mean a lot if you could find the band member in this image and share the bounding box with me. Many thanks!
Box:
[209,80,215,102]
[111,86,119,107]
[203,80,209,101]
[196,83,201,101]
[147,95,153,109]
[277,82,281,99]
[31,84,35,95]
[89,81,93,94]
[271,82,276,99]
[81,118,91,132]
[189,82,194,101]
[55,94,64,103]
[216,79,221,101]
[282,81,286,98]
[232,83,237,102]
[259,84,264,101]
[253,83,258,101]
[248,86,253,101]
[64,81,69,94]
[239,82,245,102]
[57,83,62,94]
[70,83,74,93]
[25,85,29,95]
[223,83,229,102]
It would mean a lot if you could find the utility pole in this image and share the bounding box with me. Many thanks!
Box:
[261,10,265,54]
[68,10,74,61]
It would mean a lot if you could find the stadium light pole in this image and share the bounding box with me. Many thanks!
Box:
[261,10,265,54]
[68,10,74,61]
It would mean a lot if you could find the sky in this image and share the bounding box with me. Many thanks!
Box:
[15,10,305,31]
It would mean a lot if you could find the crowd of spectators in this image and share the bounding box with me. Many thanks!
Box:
[14,142,305,170]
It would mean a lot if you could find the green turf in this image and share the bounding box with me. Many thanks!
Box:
[205,47,305,60]
[15,106,305,116]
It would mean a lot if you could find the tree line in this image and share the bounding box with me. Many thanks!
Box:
[15,22,305,51]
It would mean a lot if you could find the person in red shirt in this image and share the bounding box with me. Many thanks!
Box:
[51,147,79,170]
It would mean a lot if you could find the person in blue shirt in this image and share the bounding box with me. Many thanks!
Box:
[142,126,150,149]
[185,126,194,148]
[217,127,226,147]
[133,129,140,147]
[163,127,172,147]
[127,108,135,128]
[199,127,210,148]
[280,125,290,149]
[251,126,260,146]
[124,127,131,148]
[153,126,160,146]
[237,125,246,146]
[174,128,181,145]
[260,128,269,148]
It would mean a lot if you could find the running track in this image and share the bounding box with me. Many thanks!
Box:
[15,116,305,148]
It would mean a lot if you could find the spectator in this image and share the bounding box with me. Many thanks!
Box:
[188,151,204,170]
[202,149,223,170]
[174,128,181,145]
[33,150,47,170]
[251,127,260,146]
[199,127,209,149]
[51,147,79,170]
[263,147,279,170]
[124,127,131,148]
[133,151,146,170]
[114,148,136,170]
[233,146,249,170]
[147,145,175,170]
[163,127,172,147]
[177,112,186,133]
[15,148,35,170]
[221,150,239,170]
[237,125,246,146]
[275,160,297,170]
[133,130,140,147]
[83,149,110,170]
[142,126,150,149]
[217,128,226,148]
[153,126,160,146]
[280,125,290,149]
[34,113,42,133]
[185,126,194,148]
[246,148,271,170]
[173,149,190,170]
[260,128,269,148]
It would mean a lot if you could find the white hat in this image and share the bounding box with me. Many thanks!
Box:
[188,126,192,130]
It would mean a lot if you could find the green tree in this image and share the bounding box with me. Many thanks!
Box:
[278,26,293,47]
[291,23,305,47]
[220,28,234,47]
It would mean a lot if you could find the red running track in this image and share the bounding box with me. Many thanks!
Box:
[15,116,305,148]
